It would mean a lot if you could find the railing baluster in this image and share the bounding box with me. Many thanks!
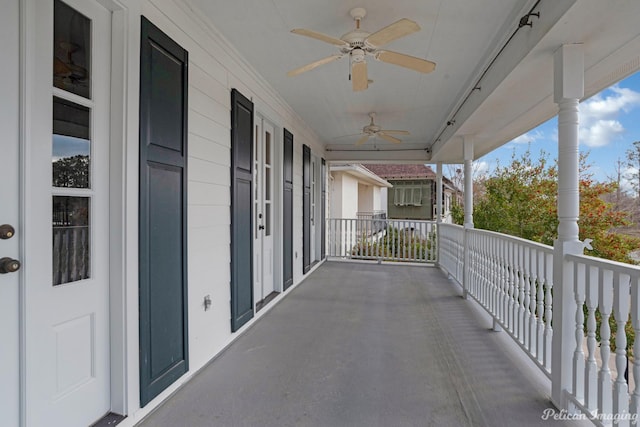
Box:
[573,261,586,402]
[511,241,518,334]
[598,269,614,419]
[523,245,531,347]
[518,244,526,343]
[585,265,599,411]
[544,252,553,372]
[612,272,630,422]
[537,250,545,363]
[529,248,538,355]
[631,275,640,420]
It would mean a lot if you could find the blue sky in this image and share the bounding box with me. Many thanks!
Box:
[476,71,640,192]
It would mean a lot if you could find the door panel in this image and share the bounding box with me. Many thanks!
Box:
[23,1,112,425]
[139,16,189,407]
[283,129,293,290]
[231,89,254,331]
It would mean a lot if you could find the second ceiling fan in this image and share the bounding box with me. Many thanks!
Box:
[287,7,436,91]
[355,113,410,145]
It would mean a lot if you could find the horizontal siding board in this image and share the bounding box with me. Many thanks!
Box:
[189,86,229,126]
[189,111,229,146]
[189,133,230,165]
[190,64,229,109]
[189,205,230,229]
[189,181,229,207]
[189,157,230,185]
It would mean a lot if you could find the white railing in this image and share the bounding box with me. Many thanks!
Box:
[438,223,464,284]
[438,225,554,376]
[467,228,554,376]
[326,218,437,263]
[566,254,640,426]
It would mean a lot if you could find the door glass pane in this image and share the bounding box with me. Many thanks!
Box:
[265,131,271,165]
[265,203,271,236]
[265,167,271,201]
[53,196,90,285]
[53,0,91,99]
[53,97,91,188]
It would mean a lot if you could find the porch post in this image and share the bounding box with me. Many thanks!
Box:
[462,137,474,299]
[463,139,474,229]
[551,43,584,410]
[436,162,443,223]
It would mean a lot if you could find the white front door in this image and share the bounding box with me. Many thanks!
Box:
[0,2,21,426]
[254,116,275,306]
[23,1,112,425]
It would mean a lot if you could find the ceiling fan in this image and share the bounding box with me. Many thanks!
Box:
[287,7,436,91]
[355,113,410,145]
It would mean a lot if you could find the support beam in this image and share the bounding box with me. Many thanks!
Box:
[551,43,584,411]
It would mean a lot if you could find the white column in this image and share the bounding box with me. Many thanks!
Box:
[436,162,443,223]
[462,137,474,300]
[551,43,584,410]
[463,138,474,229]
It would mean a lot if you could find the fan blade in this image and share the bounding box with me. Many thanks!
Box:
[352,61,368,91]
[291,28,349,48]
[287,55,344,77]
[378,133,402,144]
[365,18,420,48]
[375,50,436,73]
[356,134,370,145]
[380,130,410,135]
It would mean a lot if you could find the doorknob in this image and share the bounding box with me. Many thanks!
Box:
[0,257,20,274]
[0,224,15,239]
[259,225,265,230]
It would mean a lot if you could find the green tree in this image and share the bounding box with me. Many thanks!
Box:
[473,149,639,263]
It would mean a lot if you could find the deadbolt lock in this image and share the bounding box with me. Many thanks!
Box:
[0,224,15,239]
[0,257,20,274]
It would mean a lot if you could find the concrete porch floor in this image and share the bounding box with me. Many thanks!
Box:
[139,262,589,427]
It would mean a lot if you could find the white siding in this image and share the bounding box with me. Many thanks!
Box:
[128,0,327,422]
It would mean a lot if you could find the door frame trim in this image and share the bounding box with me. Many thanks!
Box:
[253,110,283,305]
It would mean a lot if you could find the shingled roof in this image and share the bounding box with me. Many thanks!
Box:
[361,164,436,180]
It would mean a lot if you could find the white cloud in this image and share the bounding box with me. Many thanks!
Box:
[579,85,640,147]
[511,129,545,145]
[581,120,624,147]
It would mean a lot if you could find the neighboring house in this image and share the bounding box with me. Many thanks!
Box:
[363,164,460,222]
[329,163,392,219]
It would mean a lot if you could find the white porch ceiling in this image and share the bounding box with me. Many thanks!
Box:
[185,0,640,163]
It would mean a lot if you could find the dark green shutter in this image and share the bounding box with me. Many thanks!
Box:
[139,16,189,407]
[321,158,326,260]
[302,145,311,274]
[230,89,254,331]
[283,129,294,290]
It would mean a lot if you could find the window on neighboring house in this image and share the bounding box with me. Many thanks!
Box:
[393,186,422,206]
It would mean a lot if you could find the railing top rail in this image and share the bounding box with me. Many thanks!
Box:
[469,228,554,253]
[438,223,463,231]
[566,252,640,276]
[438,224,554,253]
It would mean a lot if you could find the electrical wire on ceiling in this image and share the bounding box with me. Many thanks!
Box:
[429,0,541,150]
